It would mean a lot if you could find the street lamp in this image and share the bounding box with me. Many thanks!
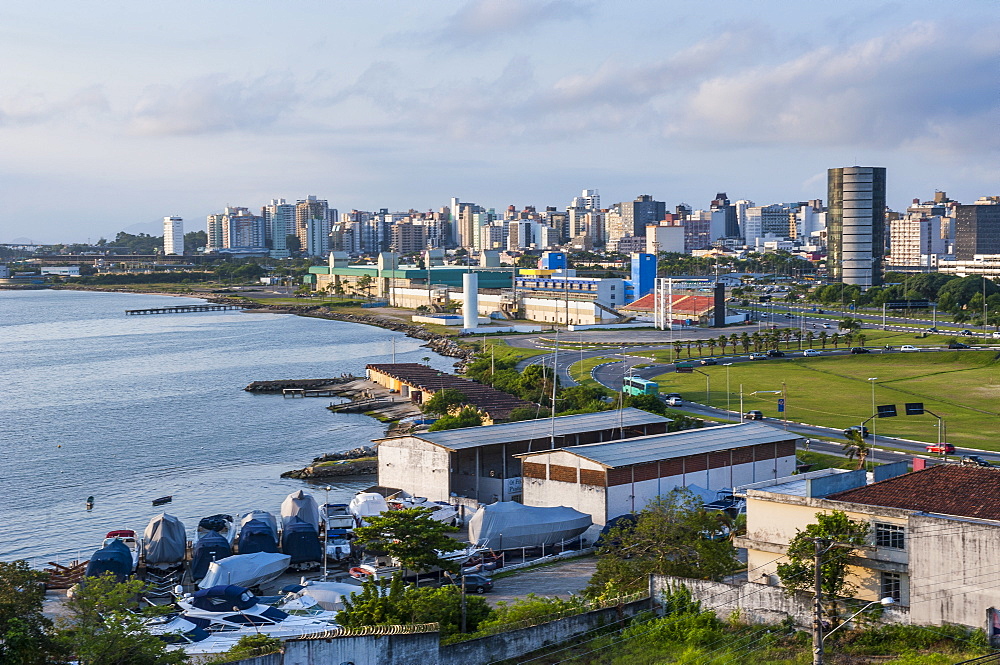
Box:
[723,363,733,421]
[867,378,878,450]
[322,485,332,581]
[815,597,894,664]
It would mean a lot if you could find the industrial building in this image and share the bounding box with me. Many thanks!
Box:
[374,408,671,505]
[365,363,534,424]
[519,422,798,525]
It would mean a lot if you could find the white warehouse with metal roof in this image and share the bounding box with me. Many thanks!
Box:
[518,422,799,525]
[374,409,671,505]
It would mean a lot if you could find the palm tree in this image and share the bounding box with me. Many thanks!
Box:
[741,332,751,353]
[842,429,872,469]
[856,332,866,347]
[718,334,729,355]
[751,332,762,352]
[819,331,828,348]
[793,329,803,350]
[781,328,793,349]
[831,332,840,348]
[707,338,717,357]
[695,339,704,357]
[843,332,854,348]
[805,330,815,348]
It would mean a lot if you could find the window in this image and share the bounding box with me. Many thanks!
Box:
[874,523,905,549]
[881,572,902,603]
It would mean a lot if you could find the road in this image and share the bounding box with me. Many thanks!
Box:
[509,331,1000,465]
[487,557,597,606]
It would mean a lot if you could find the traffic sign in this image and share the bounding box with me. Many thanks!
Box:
[777,398,785,412]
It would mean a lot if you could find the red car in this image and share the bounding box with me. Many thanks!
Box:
[926,443,956,454]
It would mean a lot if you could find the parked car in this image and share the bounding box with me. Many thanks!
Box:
[926,442,956,454]
[766,349,785,358]
[849,347,870,354]
[844,425,870,438]
[992,332,1000,339]
[961,455,993,467]
[749,352,768,360]
[803,349,821,357]
[666,396,683,406]
[745,410,765,420]
[899,344,918,352]
[443,573,493,593]
[700,358,718,365]
[948,342,971,349]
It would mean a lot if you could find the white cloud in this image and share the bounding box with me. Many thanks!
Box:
[442,0,586,39]
[129,73,298,136]
[0,85,109,127]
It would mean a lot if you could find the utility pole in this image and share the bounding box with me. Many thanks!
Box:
[812,538,825,665]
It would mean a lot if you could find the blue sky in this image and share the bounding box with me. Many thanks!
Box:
[1,0,997,243]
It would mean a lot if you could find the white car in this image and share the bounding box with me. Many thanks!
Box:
[900,344,918,352]
[666,396,683,406]
[803,349,821,357]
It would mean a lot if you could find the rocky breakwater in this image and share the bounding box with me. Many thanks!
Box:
[281,446,377,480]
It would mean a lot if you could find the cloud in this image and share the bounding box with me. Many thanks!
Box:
[441,0,587,40]
[0,85,110,127]
[129,73,298,136]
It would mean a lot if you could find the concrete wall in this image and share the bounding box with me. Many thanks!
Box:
[284,631,441,665]
[651,576,910,629]
[378,438,451,501]
[908,514,998,630]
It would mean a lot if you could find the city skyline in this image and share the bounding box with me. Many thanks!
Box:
[1,0,997,244]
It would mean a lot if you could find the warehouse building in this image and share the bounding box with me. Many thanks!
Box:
[518,422,799,524]
[374,408,671,504]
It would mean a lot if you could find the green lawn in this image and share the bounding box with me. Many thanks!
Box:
[648,351,1000,449]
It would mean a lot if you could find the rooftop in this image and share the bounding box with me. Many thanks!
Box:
[381,407,670,451]
[827,465,1000,521]
[366,363,534,421]
[620,293,716,314]
[523,421,797,468]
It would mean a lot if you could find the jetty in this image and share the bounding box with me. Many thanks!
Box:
[125,304,243,315]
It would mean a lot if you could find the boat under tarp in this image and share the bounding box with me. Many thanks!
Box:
[237,518,279,554]
[190,531,233,581]
[280,516,322,565]
[348,492,388,526]
[281,580,364,611]
[85,539,133,582]
[281,490,320,531]
[198,552,291,589]
[143,513,186,568]
[240,510,278,539]
[468,502,592,550]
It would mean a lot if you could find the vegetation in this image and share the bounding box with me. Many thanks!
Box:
[337,574,492,638]
[58,573,187,665]
[204,634,282,664]
[0,560,60,665]
[422,388,468,416]
[776,511,870,623]
[586,489,740,599]
[842,428,873,469]
[428,406,484,431]
[351,507,462,573]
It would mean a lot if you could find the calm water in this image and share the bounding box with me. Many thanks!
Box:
[0,289,452,564]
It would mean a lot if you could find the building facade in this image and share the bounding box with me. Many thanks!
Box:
[827,166,887,287]
[955,197,1000,260]
[163,216,184,255]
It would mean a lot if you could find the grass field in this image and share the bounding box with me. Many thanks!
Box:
[645,350,1000,450]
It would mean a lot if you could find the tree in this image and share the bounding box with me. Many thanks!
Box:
[337,574,492,638]
[776,511,871,621]
[818,331,828,348]
[840,317,863,332]
[356,274,375,299]
[428,406,483,431]
[717,334,728,355]
[841,429,872,469]
[352,507,463,574]
[585,489,739,598]
[58,573,187,665]
[205,634,281,664]
[622,394,667,416]
[285,234,301,253]
[805,330,815,348]
[423,388,467,416]
[0,560,61,665]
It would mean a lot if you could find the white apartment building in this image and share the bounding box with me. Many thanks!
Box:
[163,216,184,255]
[889,216,948,268]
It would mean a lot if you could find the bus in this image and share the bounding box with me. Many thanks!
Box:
[622,377,659,396]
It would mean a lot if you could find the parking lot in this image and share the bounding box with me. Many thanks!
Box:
[486,556,597,607]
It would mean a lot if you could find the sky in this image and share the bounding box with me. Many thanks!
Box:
[1,0,997,244]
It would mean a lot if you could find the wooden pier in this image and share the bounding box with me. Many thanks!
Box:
[125,304,243,315]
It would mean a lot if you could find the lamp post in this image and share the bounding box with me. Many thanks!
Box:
[867,378,878,451]
[723,363,733,421]
[322,485,332,581]
[693,368,710,403]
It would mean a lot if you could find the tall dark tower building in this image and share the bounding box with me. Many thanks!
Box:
[828,166,886,287]
[710,192,739,238]
[955,199,1000,259]
[620,195,666,236]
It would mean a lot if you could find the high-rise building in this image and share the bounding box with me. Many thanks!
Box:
[710,193,739,238]
[221,206,266,249]
[163,216,184,255]
[619,195,667,237]
[296,196,332,256]
[889,215,947,268]
[262,199,295,258]
[954,197,1000,259]
[828,166,887,287]
[390,221,427,255]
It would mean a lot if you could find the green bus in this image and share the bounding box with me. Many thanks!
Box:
[623,377,659,396]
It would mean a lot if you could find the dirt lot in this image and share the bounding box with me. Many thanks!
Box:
[485,556,597,606]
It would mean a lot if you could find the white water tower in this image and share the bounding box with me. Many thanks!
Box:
[463,272,479,330]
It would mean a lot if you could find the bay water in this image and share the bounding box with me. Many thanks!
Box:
[0,289,452,565]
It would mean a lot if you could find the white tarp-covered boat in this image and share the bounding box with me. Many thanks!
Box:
[348,492,388,526]
[198,552,291,589]
[143,513,186,569]
[281,490,320,531]
[468,502,592,550]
